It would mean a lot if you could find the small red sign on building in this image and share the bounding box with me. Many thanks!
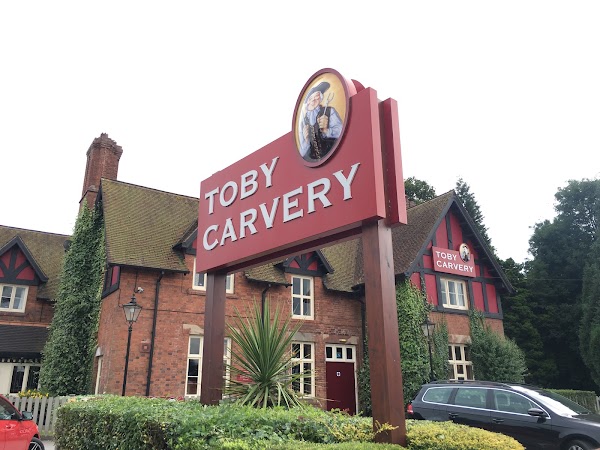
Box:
[432,245,475,278]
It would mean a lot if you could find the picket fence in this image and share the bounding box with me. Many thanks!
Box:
[7,395,70,435]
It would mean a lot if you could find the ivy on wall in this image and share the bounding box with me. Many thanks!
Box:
[39,201,106,396]
[358,281,446,414]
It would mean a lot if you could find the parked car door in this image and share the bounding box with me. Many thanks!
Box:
[489,389,557,450]
[446,387,493,431]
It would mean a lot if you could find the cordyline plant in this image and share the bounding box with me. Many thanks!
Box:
[224,299,306,408]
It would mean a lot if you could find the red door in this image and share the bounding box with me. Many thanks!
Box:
[326,361,356,414]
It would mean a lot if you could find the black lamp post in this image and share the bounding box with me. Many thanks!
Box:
[121,293,142,396]
[421,317,436,382]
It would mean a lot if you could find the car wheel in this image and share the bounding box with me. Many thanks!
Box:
[565,439,595,450]
[29,437,45,450]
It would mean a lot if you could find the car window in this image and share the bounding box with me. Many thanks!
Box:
[0,397,19,420]
[423,387,454,404]
[454,387,487,408]
[493,390,536,414]
[512,386,591,415]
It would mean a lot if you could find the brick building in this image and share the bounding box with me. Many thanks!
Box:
[0,133,512,413]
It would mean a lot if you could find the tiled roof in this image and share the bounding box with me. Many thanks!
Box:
[245,261,289,285]
[0,324,48,357]
[100,179,198,272]
[246,192,455,292]
[0,226,69,300]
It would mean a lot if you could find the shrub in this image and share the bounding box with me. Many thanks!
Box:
[406,419,524,450]
[55,396,524,450]
[548,389,599,413]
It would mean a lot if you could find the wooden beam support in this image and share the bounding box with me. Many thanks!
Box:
[200,271,227,405]
[362,220,406,445]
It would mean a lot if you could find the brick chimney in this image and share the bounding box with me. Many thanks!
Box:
[80,133,123,207]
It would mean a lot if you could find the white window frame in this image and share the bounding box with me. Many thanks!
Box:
[291,342,315,397]
[192,258,234,293]
[325,344,356,363]
[440,278,468,310]
[0,284,28,312]
[186,335,231,398]
[9,364,41,394]
[448,344,474,381]
[186,335,203,397]
[291,275,314,320]
[94,356,103,395]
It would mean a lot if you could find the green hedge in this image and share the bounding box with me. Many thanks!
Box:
[55,396,523,450]
[549,389,599,413]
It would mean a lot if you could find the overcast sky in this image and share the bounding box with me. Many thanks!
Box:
[1,1,598,264]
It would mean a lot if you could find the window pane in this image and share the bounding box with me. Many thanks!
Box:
[293,297,301,315]
[303,376,312,394]
[448,345,453,360]
[326,347,332,359]
[187,377,198,395]
[457,283,465,306]
[226,274,233,291]
[346,348,353,360]
[292,277,300,295]
[292,343,300,358]
[302,278,311,296]
[188,359,199,377]
[464,346,471,361]
[223,339,229,357]
[423,387,453,404]
[457,365,464,374]
[454,346,462,361]
[336,347,343,359]
[189,337,201,355]
[455,388,486,408]
[441,283,447,305]
[194,272,206,287]
[292,364,300,374]
[14,287,26,309]
[10,365,25,393]
[467,365,474,380]
[1,286,11,308]
[27,366,41,390]
[303,362,312,373]
[303,298,311,316]
[303,344,311,359]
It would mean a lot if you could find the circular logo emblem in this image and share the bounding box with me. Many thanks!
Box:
[292,69,351,167]
[459,243,471,262]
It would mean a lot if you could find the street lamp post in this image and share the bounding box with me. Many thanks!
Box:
[421,317,436,382]
[121,292,142,396]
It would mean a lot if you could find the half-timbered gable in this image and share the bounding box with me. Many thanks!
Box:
[0,226,68,394]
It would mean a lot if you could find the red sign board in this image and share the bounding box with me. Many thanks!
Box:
[432,246,475,278]
[198,95,383,271]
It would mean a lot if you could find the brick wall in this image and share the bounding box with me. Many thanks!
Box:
[94,256,363,401]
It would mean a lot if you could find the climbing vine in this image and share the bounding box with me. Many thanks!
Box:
[39,201,106,395]
[358,281,446,414]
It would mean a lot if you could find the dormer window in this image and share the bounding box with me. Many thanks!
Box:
[0,284,28,312]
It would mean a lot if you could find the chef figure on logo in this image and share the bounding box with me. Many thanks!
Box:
[298,81,343,162]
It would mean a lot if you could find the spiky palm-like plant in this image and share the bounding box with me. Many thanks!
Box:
[224,299,306,408]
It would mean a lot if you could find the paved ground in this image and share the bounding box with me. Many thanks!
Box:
[42,439,55,449]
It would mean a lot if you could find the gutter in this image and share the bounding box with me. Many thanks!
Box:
[145,270,164,396]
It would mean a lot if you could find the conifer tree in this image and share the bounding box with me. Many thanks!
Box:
[455,178,494,252]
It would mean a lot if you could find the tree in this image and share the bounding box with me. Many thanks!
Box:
[404,177,436,205]
[454,178,494,251]
[468,310,527,383]
[580,238,600,391]
[39,202,106,395]
[499,258,551,385]
[525,178,600,391]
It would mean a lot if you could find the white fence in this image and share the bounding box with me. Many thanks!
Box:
[7,395,70,435]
